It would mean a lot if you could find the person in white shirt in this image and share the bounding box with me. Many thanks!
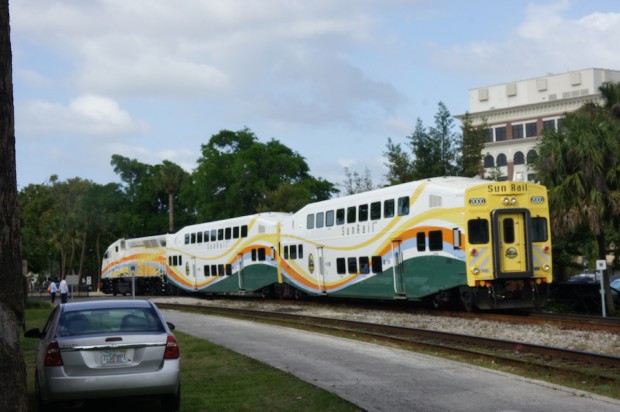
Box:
[48,280,58,303]
[59,279,69,303]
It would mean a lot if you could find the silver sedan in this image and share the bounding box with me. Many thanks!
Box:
[25,299,181,411]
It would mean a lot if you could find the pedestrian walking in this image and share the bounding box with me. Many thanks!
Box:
[59,278,69,303]
[48,280,58,304]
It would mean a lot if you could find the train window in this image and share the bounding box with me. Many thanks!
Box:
[384,199,395,218]
[251,249,257,261]
[241,225,248,237]
[371,256,382,273]
[531,217,548,242]
[298,244,303,259]
[225,228,232,240]
[503,218,515,244]
[359,256,370,274]
[307,214,315,229]
[336,209,345,225]
[258,248,266,261]
[429,230,443,251]
[347,257,358,274]
[290,245,297,260]
[179,255,183,265]
[204,265,210,276]
[397,196,409,216]
[211,230,217,242]
[211,265,217,276]
[168,256,173,266]
[453,228,461,249]
[326,210,335,227]
[416,232,426,252]
[226,264,232,276]
[233,226,240,239]
[218,229,224,241]
[218,264,224,276]
[172,256,178,266]
[184,234,190,245]
[204,231,210,242]
[283,246,289,259]
[197,231,203,243]
[370,201,381,220]
[316,212,325,228]
[336,258,346,274]
[359,204,368,222]
[191,233,196,244]
[468,219,489,244]
[347,206,356,223]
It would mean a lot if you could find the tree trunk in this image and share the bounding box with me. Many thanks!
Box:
[0,1,28,410]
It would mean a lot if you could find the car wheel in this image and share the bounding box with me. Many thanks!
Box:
[161,385,180,411]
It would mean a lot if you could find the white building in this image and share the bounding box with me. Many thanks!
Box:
[459,68,620,181]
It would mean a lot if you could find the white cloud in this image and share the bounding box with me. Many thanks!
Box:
[17,95,149,137]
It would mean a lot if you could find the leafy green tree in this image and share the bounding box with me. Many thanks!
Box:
[384,102,460,183]
[458,113,486,177]
[535,101,620,313]
[0,0,27,407]
[383,137,414,185]
[342,167,374,194]
[111,155,193,236]
[193,128,337,220]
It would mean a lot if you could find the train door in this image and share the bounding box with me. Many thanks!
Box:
[237,253,245,290]
[492,209,533,277]
[392,240,405,295]
[317,247,326,294]
[190,257,198,291]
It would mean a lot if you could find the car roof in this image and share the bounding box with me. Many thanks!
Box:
[60,299,156,313]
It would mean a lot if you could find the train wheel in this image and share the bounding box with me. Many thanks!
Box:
[460,289,474,312]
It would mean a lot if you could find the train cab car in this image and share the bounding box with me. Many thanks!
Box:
[462,181,552,309]
[100,235,169,295]
[165,213,291,294]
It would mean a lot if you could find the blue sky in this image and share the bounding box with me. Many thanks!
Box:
[11,0,620,190]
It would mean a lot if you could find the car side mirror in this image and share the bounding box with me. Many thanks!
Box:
[24,328,42,339]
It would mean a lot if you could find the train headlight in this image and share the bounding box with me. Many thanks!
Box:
[471,267,480,275]
[511,197,517,204]
[543,264,550,272]
[503,197,509,205]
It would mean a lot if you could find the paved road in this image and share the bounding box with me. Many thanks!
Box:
[162,310,620,412]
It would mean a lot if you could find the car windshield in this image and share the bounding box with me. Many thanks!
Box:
[58,307,165,337]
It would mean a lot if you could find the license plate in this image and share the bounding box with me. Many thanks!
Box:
[101,350,129,365]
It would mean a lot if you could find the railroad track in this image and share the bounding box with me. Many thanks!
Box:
[158,302,620,389]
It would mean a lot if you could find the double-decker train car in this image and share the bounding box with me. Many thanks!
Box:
[278,177,552,310]
[101,177,552,310]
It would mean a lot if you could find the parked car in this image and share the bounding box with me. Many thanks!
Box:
[611,278,620,290]
[25,299,180,411]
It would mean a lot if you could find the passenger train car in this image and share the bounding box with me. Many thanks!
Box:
[101,177,552,310]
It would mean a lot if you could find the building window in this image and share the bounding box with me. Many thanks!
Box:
[496,154,507,167]
[495,126,506,141]
[542,119,556,131]
[484,154,494,168]
[512,124,524,139]
[525,122,537,137]
[485,128,493,143]
[514,152,525,165]
[527,150,538,164]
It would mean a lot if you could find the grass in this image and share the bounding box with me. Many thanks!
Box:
[21,301,360,411]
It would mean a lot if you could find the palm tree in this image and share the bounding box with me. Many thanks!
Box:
[535,99,620,313]
[155,161,187,233]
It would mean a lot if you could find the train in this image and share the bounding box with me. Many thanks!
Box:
[101,176,553,311]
